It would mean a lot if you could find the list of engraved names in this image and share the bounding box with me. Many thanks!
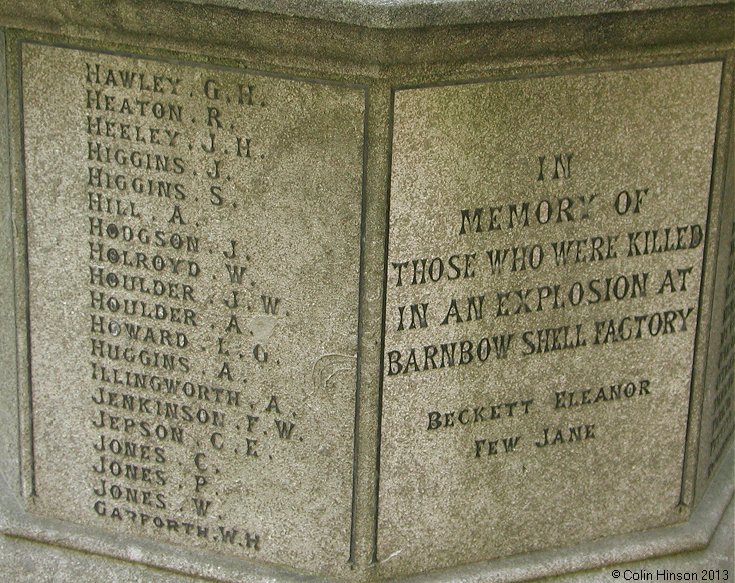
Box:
[21,43,364,575]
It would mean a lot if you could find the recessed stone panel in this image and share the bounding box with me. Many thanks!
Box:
[379,62,722,574]
[21,42,364,576]
[0,30,20,495]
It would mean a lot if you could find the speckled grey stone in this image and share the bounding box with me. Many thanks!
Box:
[0,29,20,500]
[180,0,732,28]
[378,62,722,577]
[0,1,732,582]
[696,122,735,499]
[1,496,729,583]
[20,42,364,580]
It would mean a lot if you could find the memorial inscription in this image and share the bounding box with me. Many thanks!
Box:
[21,42,365,576]
[378,63,723,574]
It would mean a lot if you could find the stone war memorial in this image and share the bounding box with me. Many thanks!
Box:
[0,0,733,581]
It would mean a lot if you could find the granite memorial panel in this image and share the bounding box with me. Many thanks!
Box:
[379,62,723,573]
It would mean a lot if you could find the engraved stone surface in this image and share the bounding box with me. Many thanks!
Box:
[0,29,20,494]
[378,62,723,575]
[21,42,365,577]
[710,215,735,472]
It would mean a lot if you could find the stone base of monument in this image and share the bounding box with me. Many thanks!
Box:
[0,448,732,582]
[0,1,733,582]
